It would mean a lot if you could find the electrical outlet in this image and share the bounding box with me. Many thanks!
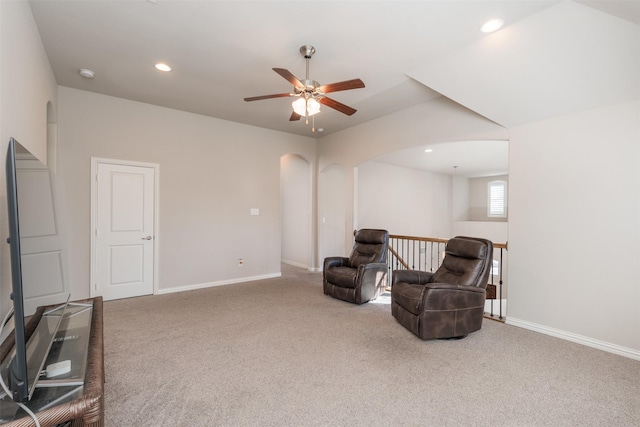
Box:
[237,258,244,267]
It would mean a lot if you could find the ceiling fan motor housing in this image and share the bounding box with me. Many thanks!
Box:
[300,45,316,59]
[296,79,322,97]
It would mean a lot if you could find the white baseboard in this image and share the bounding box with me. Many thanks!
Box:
[281,259,322,273]
[506,317,640,361]
[157,272,282,295]
[281,259,309,269]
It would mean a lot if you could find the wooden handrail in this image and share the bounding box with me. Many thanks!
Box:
[390,234,449,244]
[389,233,507,250]
[387,233,508,276]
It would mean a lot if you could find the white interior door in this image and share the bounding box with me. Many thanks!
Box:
[92,160,156,301]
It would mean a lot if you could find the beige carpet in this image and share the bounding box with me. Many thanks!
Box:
[103,265,640,426]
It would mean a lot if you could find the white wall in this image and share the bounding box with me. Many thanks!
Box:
[0,1,58,317]
[357,162,452,238]
[318,164,347,261]
[0,1,57,160]
[280,154,312,269]
[57,87,315,297]
[507,100,640,356]
[452,175,470,221]
[453,221,507,245]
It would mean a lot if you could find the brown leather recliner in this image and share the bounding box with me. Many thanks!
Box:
[391,236,493,339]
[323,229,389,304]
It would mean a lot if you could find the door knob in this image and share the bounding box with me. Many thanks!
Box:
[142,236,152,240]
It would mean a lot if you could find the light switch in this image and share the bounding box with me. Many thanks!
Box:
[250,208,259,216]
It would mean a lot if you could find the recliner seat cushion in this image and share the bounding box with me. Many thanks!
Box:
[324,266,358,288]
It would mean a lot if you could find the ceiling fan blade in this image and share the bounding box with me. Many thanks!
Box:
[289,111,301,121]
[318,79,365,94]
[244,93,292,102]
[273,68,304,88]
[319,97,357,116]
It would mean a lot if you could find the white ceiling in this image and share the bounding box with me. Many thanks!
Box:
[30,0,565,137]
[374,140,509,178]
[28,0,639,176]
[408,1,640,128]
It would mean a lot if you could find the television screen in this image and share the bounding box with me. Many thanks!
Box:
[3,138,68,402]
[5,137,29,401]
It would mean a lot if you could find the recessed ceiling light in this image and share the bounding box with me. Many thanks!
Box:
[424,149,433,153]
[481,19,504,33]
[79,68,95,79]
[155,63,171,72]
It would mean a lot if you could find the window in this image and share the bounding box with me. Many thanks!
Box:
[491,259,500,276]
[488,180,507,218]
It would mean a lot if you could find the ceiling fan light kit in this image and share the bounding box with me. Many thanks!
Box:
[244,45,365,131]
[292,97,321,116]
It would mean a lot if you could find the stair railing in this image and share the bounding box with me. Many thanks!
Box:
[386,233,507,321]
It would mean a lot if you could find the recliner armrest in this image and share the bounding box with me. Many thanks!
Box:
[355,262,388,302]
[356,262,387,283]
[356,262,388,282]
[422,282,486,310]
[358,262,387,273]
[392,270,434,286]
[423,282,486,293]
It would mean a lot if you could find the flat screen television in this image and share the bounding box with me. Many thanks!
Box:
[5,137,29,401]
[3,137,66,402]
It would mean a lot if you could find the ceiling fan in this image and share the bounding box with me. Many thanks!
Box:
[243,45,365,126]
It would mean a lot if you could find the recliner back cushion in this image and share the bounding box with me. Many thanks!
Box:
[430,238,488,287]
[431,257,484,287]
[445,237,488,259]
[348,229,389,268]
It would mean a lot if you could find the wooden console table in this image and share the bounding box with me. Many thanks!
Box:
[0,297,104,427]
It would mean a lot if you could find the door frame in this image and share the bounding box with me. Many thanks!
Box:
[90,157,159,298]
